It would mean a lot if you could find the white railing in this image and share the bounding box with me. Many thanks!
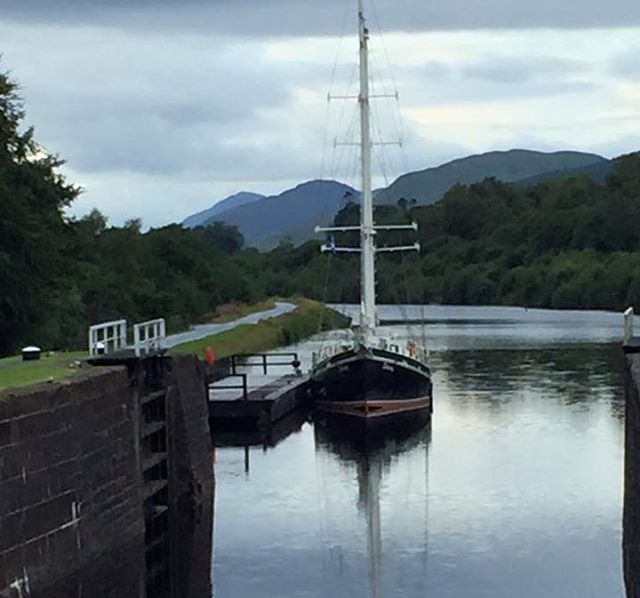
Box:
[312,342,353,368]
[88,319,128,356]
[312,335,428,368]
[625,307,634,345]
[133,318,166,356]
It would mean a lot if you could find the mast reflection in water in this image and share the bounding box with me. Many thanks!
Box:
[314,423,431,598]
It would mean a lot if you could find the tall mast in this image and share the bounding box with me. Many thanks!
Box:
[358,0,376,333]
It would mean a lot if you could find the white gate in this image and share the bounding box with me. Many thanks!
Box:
[133,318,166,356]
[88,319,128,356]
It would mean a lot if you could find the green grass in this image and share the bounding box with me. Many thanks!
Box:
[0,298,347,392]
[0,351,88,393]
[171,298,349,359]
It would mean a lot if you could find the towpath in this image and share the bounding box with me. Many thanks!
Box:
[165,301,296,348]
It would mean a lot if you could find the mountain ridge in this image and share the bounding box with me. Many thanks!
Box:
[374,149,606,204]
[182,149,607,248]
[181,191,265,228]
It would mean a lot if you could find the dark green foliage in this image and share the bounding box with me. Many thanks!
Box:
[197,221,244,254]
[0,68,262,355]
[2,64,640,357]
[0,70,80,355]
[283,154,640,310]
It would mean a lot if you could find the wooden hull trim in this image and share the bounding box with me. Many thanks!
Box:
[316,396,431,419]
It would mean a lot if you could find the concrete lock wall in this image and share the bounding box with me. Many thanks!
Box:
[0,354,213,598]
[625,354,640,598]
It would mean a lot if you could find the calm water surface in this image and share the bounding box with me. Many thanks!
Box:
[212,306,627,597]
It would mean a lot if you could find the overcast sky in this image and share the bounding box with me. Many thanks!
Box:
[1,0,639,227]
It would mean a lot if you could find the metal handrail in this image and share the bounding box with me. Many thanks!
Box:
[231,352,299,375]
[209,373,248,400]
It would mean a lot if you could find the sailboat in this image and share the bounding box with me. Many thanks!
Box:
[310,0,433,427]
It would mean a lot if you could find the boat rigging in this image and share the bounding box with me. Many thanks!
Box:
[310,0,433,428]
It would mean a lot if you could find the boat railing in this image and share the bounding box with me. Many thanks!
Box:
[312,337,427,368]
[312,343,353,368]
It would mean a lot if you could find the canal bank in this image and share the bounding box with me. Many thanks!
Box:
[0,299,347,597]
[0,354,213,598]
[625,354,640,598]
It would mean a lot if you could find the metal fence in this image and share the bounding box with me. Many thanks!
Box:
[133,318,166,357]
[88,319,128,356]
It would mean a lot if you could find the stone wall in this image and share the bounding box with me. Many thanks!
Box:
[0,354,213,598]
[625,354,640,598]
[0,367,145,598]
[167,355,213,511]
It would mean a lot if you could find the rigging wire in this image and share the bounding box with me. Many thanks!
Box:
[316,1,359,342]
[369,0,429,344]
[368,0,410,175]
[320,0,357,180]
[370,103,415,342]
[317,252,335,335]
[317,0,430,348]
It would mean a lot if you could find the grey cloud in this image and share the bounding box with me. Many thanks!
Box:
[399,61,599,107]
[609,47,640,80]
[461,56,590,84]
[2,0,640,34]
[1,8,637,228]
[3,26,319,176]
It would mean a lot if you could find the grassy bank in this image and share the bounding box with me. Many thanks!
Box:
[0,298,347,392]
[171,298,349,358]
[0,351,87,393]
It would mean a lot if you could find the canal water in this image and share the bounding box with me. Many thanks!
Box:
[212,306,629,597]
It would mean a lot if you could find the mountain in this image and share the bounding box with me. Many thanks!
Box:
[374,149,607,205]
[180,149,610,248]
[196,180,358,249]
[513,159,613,188]
[181,191,265,228]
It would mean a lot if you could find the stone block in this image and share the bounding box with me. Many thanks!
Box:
[0,545,24,590]
[0,421,11,447]
[22,491,76,541]
[0,444,24,479]
[0,511,25,552]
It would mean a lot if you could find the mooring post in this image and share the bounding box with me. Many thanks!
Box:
[625,307,635,346]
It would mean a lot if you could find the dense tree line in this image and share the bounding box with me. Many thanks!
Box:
[2,66,640,356]
[280,155,640,309]
[0,70,262,355]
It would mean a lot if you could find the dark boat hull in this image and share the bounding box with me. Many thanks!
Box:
[310,347,432,423]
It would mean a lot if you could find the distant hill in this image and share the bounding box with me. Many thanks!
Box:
[181,191,265,228]
[513,159,613,188]
[180,149,609,248]
[374,149,606,205]
[195,180,358,249]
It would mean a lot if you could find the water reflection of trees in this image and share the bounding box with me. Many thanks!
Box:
[432,345,624,421]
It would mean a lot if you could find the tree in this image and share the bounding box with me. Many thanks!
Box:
[0,68,80,354]
[197,221,244,254]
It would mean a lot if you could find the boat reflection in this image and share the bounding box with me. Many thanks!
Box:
[314,420,431,598]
